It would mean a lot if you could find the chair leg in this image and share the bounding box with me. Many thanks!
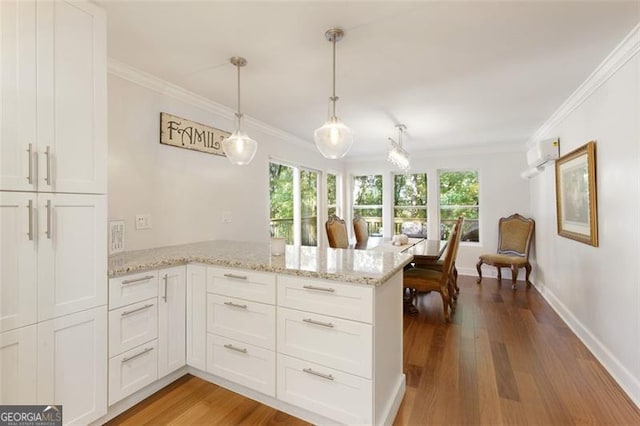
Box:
[453,265,460,294]
[511,265,518,290]
[440,287,451,322]
[476,260,483,284]
[525,263,532,288]
[497,267,502,281]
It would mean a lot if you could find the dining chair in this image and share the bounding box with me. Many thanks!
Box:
[418,217,464,304]
[476,213,535,290]
[403,219,461,322]
[326,215,349,248]
[353,215,369,248]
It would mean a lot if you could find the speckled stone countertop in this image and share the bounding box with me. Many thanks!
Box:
[108,240,413,286]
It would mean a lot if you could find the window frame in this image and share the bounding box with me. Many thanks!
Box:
[437,168,480,244]
[352,174,384,237]
[392,172,428,238]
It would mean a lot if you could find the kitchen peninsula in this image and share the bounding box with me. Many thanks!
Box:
[103,240,412,425]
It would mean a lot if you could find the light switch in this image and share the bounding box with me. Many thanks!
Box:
[135,214,152,230]
[222,211,232,224]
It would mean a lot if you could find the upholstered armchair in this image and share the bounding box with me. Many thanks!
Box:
[476,213,535,290]
[326,215,349,248]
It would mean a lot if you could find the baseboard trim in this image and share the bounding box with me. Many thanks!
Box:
[90,367,188,425]
[532,282,640,408]
[382,375,406,426]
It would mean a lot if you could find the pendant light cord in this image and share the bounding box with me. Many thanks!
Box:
[331,36,337,118]
[236,63,242,122]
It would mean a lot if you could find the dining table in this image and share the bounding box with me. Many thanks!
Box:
[363,236,449,315]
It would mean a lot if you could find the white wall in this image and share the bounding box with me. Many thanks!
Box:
[108,68,342,251]
[344,146,531,275]
[529,29,640,405]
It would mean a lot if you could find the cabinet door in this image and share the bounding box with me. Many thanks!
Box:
[0,0,37,191]
[0,325,37,404]
[158,266,186,378]
[36,0,106,194]
[186,264,206,370]
[37,194,107,321]
[37,306,107,425]
[0,192,37,332]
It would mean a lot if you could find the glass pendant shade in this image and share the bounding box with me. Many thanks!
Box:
[314,117,354,159]
[388,141,410,171]
[222,129,257,165]
[222,56,257,166]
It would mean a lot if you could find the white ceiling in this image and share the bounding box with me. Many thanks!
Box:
[98,1,640,158]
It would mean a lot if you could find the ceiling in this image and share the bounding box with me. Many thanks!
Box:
[98,1,640,158]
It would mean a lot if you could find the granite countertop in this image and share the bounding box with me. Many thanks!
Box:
[108,240,413,286]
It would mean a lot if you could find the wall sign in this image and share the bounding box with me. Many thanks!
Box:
[160,112,230,156]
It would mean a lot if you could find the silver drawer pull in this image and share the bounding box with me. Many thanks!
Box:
[122,347,154,363]
[303,285,335,293]
[223,273,248,280]
[45,199,52,239]
[44,145,52,185]
[27,200,34,241]
[303,318,334,328]
[121,303,154,317]
[224,301,248,309]
[121,275,155,285]
[27,143,33,184]
[303,368,334,381]
[224,344,247,354]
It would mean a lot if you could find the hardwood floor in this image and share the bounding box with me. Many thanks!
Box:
[107,276,640,425]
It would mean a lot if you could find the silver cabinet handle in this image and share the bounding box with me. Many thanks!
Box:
[223,273,247,280]
[121,275,154,285]
[224,344,247,354]
[303,285,335,293]
[162,274,168,302]
[122,347,154,363]
[303,318,334,328]
[27,199,34,241]
[121,303,154,317]
[303,368,334,381]
[27,143,33,184]
[44,145,51,185]
[45,200,52,239]
[224,301,247,309]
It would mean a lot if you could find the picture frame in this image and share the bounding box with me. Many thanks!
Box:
[555,141,598,246]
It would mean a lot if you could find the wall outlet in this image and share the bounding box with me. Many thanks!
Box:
[222,211,232,224]
[109,220,125,254]
[135,214,152,230]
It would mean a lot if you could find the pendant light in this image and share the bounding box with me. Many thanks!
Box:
[222,56,257,165]
[388,124,410,171]
[314,28,354,159]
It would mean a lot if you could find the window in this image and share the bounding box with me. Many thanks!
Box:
[439,170,479,242]
[393,173,427,237]
[353,175,383,236]
[327,173,337,217]
[269,162,319,246]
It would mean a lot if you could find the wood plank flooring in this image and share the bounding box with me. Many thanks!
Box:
[107,276,640,425]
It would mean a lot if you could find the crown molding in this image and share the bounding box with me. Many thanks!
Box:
[528,22,640,147]
[107,58,316,152]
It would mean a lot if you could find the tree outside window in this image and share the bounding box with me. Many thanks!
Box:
[439,170,479,242]
[394,173,427,237]
[327,173,337,217]
[353,175,383,236]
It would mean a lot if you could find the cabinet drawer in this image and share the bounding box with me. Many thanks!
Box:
[108,340,158,406]
[277,354,372,425]
[207,267,275,304]
[109,272,158,309]
[277,276,372,323]
[277,307,372,379]
[206,294,275,350]
[206,334,275,397]
[108,299,158,357]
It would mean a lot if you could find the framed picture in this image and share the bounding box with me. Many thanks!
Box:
[555,141,598,246]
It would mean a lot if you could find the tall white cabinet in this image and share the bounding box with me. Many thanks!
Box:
[0,0,107,424]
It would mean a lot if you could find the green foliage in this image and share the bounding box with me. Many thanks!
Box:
[300,170,318,218]
[439,171,478,207]
[327,174,336,206]
[353,175,382,205]
[269,163,293,219]
[394,173,427,206]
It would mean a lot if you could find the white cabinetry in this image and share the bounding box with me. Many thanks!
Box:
[107,271,159,406]
[206,266,276,397]
[1,0,106,193]
[186,264,207,370]
[157,266,186,378]
[0,325,37,404]
[37,306,107,425]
